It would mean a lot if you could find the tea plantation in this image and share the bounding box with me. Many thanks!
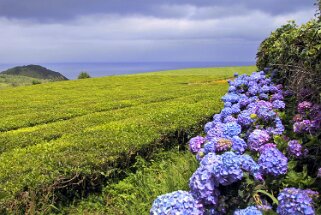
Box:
[0,66,255,213]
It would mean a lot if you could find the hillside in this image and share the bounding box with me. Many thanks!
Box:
[1,64,68,80]
[0,74,48,90]
[0,66,255,213]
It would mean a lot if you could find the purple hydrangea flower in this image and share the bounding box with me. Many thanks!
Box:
[213,137,233,152]
[189,136,205,154]
[258,144,288,176]
[298,101,312,114]
[277,188,318,215]
[248,129,270,151]
[207,123,225,140]
[189,153,220,206]
[287,140,303,158]
[223,115,237,123]
[233,206,262,215]
[150,190,204,215]
[272,100,285,109]
[237,110,255,127]
[293,120,313,133]
[271,93,284,101]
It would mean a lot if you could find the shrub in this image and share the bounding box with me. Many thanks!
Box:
[78,72,91,79]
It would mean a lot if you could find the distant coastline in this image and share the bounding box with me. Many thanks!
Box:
[0,61,255,80]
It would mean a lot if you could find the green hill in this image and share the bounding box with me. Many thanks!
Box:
[1,64,68,80]
[0,66,255,213]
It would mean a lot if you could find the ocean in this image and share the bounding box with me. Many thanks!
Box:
[0,62,255,80]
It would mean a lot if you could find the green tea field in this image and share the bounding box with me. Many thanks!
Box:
[0,66,255,213]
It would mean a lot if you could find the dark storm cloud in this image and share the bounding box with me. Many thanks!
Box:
[0,0,316,21]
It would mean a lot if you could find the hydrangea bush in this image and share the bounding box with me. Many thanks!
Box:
[151,70,320,214]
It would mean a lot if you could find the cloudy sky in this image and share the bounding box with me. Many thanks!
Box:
[0,0,317,64]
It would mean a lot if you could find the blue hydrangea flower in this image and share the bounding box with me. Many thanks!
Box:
[189,136,205,154]
[229,86,237,92]
[260,85,270,94]
[231,136,247,154]
[258,144,288,176]
[223,122,242,138]
[240,155,263,181]
[224,102,232,107]
[277,188,318,215]
[189,153,220,206]
[204,141,216,154]
[233,206,262,215]
[272,100,285,109]
[272,117,285,135]
[204,121,215,133]
[221,107,233,118]
[222,93,240,103]
[231,104,241,114]
[213,114,222,123]
[150,190,204,215]
[213,152,244,186]
[259,93,269,100]
[247,129,270,151]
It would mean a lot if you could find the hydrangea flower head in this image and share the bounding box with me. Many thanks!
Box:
[231,136,247,154]
[233,206,262,215]
[277,188,318,215]
[258,144,288,176]
[213,152,244,185]
[298,101,312,114]
[207,123,225,140]
[214,138,233,152]
[240,154,263,181]
[287,140,303,158]
[222,93,240,104]
[190,153,220,205]
[272,100,285,109]
[248,129,270,151]
[150,190,204,215]
[223,122,242,137]
[189,136,205,154]
[237,110,254,127]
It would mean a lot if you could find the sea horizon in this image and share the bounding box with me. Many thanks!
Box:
[0,61,255,80]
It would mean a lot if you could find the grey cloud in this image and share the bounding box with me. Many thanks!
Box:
[0,0,316,21]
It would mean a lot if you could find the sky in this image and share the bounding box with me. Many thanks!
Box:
[0,0,317,64]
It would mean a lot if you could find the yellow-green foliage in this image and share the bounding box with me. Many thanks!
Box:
[0,66,255,212]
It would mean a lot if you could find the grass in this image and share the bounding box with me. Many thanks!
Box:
[63,149,198,215]
[0,66,256,213]
[0,74,47,90]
